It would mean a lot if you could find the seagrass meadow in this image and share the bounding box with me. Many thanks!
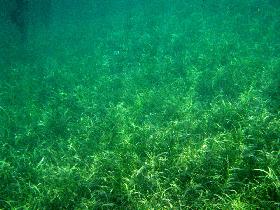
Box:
[0,0,279,209]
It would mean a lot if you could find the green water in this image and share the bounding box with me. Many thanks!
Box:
[0,0,279,209]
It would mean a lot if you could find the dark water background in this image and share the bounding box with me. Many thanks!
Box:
[0,0,279,209]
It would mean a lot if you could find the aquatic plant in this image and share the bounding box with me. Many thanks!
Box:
[0,0,279,209]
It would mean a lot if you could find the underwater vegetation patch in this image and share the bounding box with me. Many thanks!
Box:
[0,0,279,209]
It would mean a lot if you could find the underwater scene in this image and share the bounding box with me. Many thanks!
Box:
[0,0,279,209]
